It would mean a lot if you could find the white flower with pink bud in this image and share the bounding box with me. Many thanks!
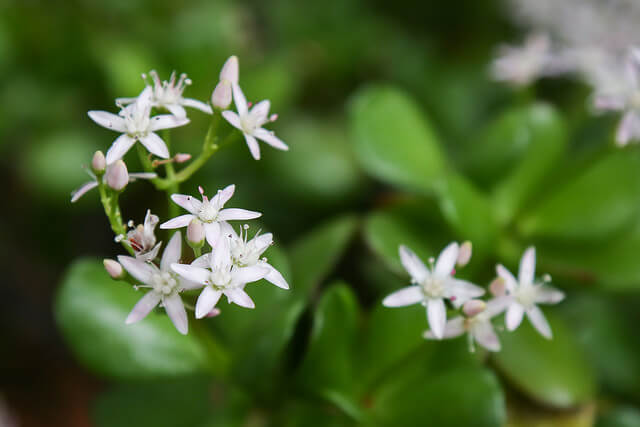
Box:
[160,184,261,247]
[125,210,162,262]
[211,56,238,110]
[382,243,485,339]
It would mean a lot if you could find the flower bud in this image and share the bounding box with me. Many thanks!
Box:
[219,55,239,84]
[211,80,232,110]
[489,277,506,297]
[205,308,221,318]
[92,150,106,174]
[104,259,125,280]
[106,160,129,191]
[174,153,192,163]
[187,218,206,248]
[463,299,486,317]
[456,241,472,267]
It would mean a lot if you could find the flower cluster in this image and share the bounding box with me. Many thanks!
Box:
[72,56,291,334]
[383,242,564,352]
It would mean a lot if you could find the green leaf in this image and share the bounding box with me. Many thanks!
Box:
[492,311,596,408]
[289,215,359,299]
[519,149,640,241]
[274,400,356,427]
[349,85,446,193]
[597,406,640,427]
[297,283,361,419]
[492,103,568,225]
[55,259,210,379]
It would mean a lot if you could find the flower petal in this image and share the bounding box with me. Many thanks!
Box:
[472,321,501,352]
[382,286,423,307]
[254,128,289,150]
[222,110,242,130]
[427,298,447,339]
[616,111,640,146]
[149,114,190,131]
[165,104,187,119]
[171,194,202,214]
[518,247,536,286]
[505,303,525,331]
[117,255,156,284]
[191,253,210,268]
[204,222,221,248]
[244,133,261,160]
[195,286,222,318]
[70,181,98,203]
[218,208,262,221]
[527,305,552,339]
[262,262,290,289]
[106,134,136,164]
[398,245,430,283]
[535,285,565,304]
[126,291,161,324]
[423,316,465,340]
[250,100,270,121]
[163,293,188,335]
[139,132,170,159]
[210,184,235,207]
[225,288,255,308]
[161,232,182,271]
[435,242,459,278]
[160,214,195,229]
[88,111,126,132]
[484,296,512,318]
[232,83,248,116]
[182,98,213,114]
[496,264,518,293]
[170,263,210,284]
[445,279,485,307]
[232,265,269,286]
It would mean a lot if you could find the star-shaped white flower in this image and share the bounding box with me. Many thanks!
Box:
[423,297,510,352]
[125,210,162,262]
[491,33,552,86]
[222,83,289,160]
[496,247,565,339]
[117,70,212,118]
[70,166,156,203]
[118,232,202,335]
[192,223,289,290]
[88,87,189,164]
[171,234,269,318]
[382,243,485,339]
[160,184,261,247]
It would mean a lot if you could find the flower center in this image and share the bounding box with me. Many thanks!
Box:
[198,201,219,222]
[516,283,537,307]
[152,272,178,295]
[209,268,233,291]
[240,114,258,134]
[421,277,444,298]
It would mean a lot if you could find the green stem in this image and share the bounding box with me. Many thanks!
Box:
[98,178,134,255]
[192,246,202,258]
[163,130,180,218]
[136,143,170,189]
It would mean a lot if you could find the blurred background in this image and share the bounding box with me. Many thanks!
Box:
[2,0,640,426]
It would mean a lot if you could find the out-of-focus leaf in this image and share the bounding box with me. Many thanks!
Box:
[297,283,361,418]
[507,400,595,427]
[519,149,640,241]
[275,400,356,427]
[92,39,156,97]
[492,311,596,408]
[491,103,568,224]
[349,85,446,194]
[596,406,640,427]
[289,215,359,300]
[55,259,210,379]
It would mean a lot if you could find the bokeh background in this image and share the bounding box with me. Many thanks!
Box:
[2,0,640,426]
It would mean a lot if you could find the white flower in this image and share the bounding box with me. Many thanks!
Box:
[118,232,202,335]
[70,165,156,203]
[117,70,212,118]
[424,298,510,352]
[382,243,485,339]
[192,223,289,290]
[125,210,162,262]
[222,84,289,160]
[496,247,565,339]
[160,184,261,247]
[594,48,640,146]
[491,33,552,86]
[171,234,269,318]
[88,87,189,164]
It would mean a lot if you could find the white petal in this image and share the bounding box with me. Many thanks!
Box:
[171,194,202,214]
[382,286,423,307]
[195,287,222,318]
[165,104,187,118]
[180,279,204,291]
[106,134,136,164]
[244,134,261,160]
[496,264,518,293]
[136,242,161,262]
[70,181,98,203]
[505,303,525,331]
[250,100,270,121]
[254,128,289,150]
[484,296,512,318]
[163,293,188,335]
[263,262,290,289]
[527,305,552,339]
[225,288,255,308]
[139,132,170,159]
[232,83,248,116]
[211,184,236,207]
[472,321,501,352]
[149,114,190,131]
[220,56,239,84]
[593,94,624,111]
[616,111,640,145]
[182,98,213,114]
[427,298,447,339]
[222,110,242,130]
[211,232,231,269]
[191,253,210,268]
[204,222,221,247]
[126,291,161,324]
[218,208,262,221]
[117,255,156,284]
[535,285,565,304]
[88,110,126,132]
[435,242,459,278]
[398,245,430,283]
[161,232,182,271]
[518,247,536,286]
[128,172,157,180]
[170,263,210,284]
[423,316,465,339]
[445,279,485,307]
[160,214,195,229]
[232,265,269,286]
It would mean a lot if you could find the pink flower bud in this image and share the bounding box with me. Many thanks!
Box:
[489,277,506,297]
[219,55,239,84]
[456,241,472,267]
[463,299,486,317]
[187,218,205,247]
[103,259,124,279]
[174,153,192,163]
[205,308,221,318]
[211,80,232,109]
[92,150,106,174]
[106,160,129,191]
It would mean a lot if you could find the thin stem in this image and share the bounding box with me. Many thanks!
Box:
[136,143,170,189]
[98,178,134,255]
[163,130,180,218]
[192,246,202,258]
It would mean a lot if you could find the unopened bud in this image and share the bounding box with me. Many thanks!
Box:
[187,218,206,248]
[456,241,472,267]
[104,259,124,280]
[211,80,232,110]
[92,151,106,174]
[174,153,192,163]
[219,55,239,84]
[106,160,129,191]
[463,299,486,317]
[205,308,221,318]
[489,277,506,296]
